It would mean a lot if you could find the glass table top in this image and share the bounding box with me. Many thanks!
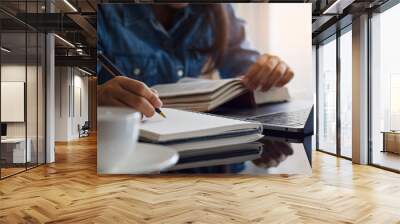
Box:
[164,135,312,175]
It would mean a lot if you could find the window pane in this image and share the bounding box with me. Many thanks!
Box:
[38,32,46,165]
[318,37,337,154]
[1,31,28,177]
[27,30,38,169]
[0,0,46,179]
[371,3,400,171]
[340,29,352,158]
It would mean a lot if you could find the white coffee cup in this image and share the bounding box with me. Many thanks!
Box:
[97,106,141,174]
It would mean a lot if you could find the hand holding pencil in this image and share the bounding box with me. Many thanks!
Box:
[97,52,166,118]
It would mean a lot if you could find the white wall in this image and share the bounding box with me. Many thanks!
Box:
[1,65,26,139]
[234,3,313,99]
[54,67,89,141]
[55,67,70,141]
[1,64,46,164]
[1,65,40,137]
[72,73,89,138]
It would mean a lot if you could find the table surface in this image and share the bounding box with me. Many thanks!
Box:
[381,131,400,134]
[165,98,314,175]
[166,135,312,175]
[1,138,27,143]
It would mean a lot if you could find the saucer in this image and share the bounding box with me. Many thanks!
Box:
[100,143,179,174]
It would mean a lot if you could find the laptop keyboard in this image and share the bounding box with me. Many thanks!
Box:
[251,109,310,127]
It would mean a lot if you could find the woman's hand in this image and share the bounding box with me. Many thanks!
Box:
[251,140,293,168]
[98,76,162,117]
[241,54,294,92]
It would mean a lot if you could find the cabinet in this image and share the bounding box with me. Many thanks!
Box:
[1,138,32,165]
[382,131,400,154]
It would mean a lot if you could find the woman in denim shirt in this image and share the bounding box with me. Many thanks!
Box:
[97,3,294,117]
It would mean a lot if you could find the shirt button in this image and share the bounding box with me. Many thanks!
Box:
[177,69,184,77]
[133,68,141,76]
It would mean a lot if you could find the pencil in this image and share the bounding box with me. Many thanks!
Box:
[155,108,166,118]
[98,52,166,118]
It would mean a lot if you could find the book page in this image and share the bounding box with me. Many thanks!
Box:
[253,87,291,105]
[152,78,240,98]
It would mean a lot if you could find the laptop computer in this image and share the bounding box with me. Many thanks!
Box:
[248,106,314,137]
[214,100,314,138]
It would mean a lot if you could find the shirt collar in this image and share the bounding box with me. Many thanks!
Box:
[168,6,193,34]
[123,4,198,28]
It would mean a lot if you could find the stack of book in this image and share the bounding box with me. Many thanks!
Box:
[139,108,264,154]
[151,78,290,112]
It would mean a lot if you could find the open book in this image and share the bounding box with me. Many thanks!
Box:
[151,78,290,112]
[140,108,263,152]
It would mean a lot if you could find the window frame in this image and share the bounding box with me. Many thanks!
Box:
[315,23,353,160]
[367,0,400,173]
[0,0,48,180]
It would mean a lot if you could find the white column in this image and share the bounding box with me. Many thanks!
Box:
[46,32,55,163]
[352,14,369,164]
[55,67,74,141]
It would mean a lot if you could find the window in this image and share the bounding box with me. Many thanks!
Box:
[370,2,400,171]
[316,24,353,159]
[0,1,47,179]
[339,28,352,158]
[317,36,337,155]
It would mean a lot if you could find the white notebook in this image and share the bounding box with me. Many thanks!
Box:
[166,133,264,152]
[140,108,263,143]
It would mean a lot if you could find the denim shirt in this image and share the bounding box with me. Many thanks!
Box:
[97,4,260,86]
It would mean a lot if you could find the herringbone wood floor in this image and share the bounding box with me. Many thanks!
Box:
[1,134,400,224]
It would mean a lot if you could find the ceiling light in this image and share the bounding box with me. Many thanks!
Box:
[1,47,11,53]
[63,0,78,12]
[323,0,354,15]
[54,34,75,48]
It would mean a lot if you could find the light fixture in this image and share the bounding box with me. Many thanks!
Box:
[78,67,94,76]
[1,47,11,53]
[63,0,78,12]
[76,48,86,56]
[54,34,75,48]
[322,0,355,15]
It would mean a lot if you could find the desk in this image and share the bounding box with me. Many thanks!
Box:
[382,131,400,154]
[1,138,31,164]
[166,135,312,175]
[165,100,313,175]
